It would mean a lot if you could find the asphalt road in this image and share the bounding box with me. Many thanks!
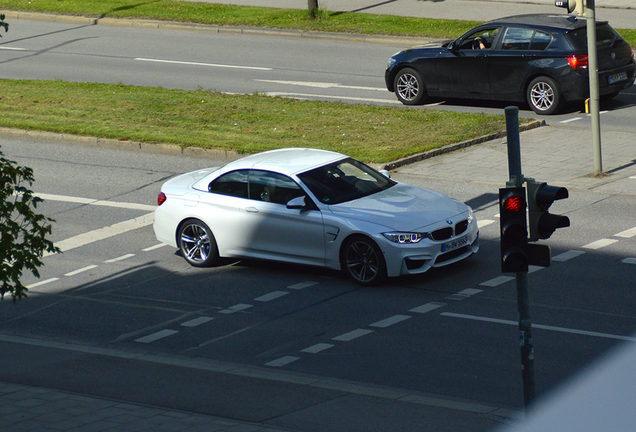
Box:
[1,131,635,432]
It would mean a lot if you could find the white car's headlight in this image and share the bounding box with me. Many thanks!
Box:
[467,206,474,224]
[382,232,427,244]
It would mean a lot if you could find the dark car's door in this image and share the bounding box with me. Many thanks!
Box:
[488,27,554,100]
[435,26,501,97]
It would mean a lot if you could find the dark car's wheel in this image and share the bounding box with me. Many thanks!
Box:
[394,68,427,105]
[527,76,562,115]
[178,219,219,267]
[342,236,386,286]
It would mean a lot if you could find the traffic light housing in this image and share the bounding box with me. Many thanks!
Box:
[527,180,570,241]
[499,187,528,273]
[555,0,585,15]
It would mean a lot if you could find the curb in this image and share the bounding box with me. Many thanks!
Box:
[382,120,547,171]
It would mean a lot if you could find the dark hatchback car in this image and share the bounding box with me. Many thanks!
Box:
[385,14,636,114]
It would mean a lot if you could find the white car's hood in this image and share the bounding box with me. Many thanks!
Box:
[328,184,468,231]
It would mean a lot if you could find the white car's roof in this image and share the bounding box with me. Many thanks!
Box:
[222,147,347,176]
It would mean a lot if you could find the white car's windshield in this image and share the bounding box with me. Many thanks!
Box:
[298,158,396,205]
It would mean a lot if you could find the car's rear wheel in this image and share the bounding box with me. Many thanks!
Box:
[527,76,562,115]
[342,236,386,285]
[178,219,219,267]
[394,68,427,105]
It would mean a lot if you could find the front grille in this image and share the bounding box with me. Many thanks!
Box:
[430,227,453,241]
[456,219,468,235]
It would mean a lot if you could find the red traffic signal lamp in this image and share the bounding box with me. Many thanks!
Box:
[527,180,570,241]
[499,187,528,273]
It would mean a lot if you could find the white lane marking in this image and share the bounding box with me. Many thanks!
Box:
[136,57,272,71]
[143,243,168,251]
[254,291,289,302]
[218,304,253,314]
[134,329,179,343]
[615,227,636,238]
[332,329,374,341]
[265,356,300,367]
[36,193,155,211]
[560,117,583,124]
[26,278,60,289]
[442,312,636,342]
[264,92,400,104]
[288,281,318,290]
[45,213,154,256]
[409,302,446,314]
[0,47,27,51]
[480,276,514,287]
[583,239,619,250]
[622,258,636,265]
[369,315,412,328]
[552,250,585,261]
[477,220,495,228]
[302,343,334,353]
[104,253,135,263]
[255,79,386,92]
[64,265,99,277]
[181,317,214,327]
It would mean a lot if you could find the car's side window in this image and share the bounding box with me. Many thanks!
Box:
[501,27,535,50]
[529,30,553,51]
[208,170,249,198]
[459,27,500,50]
[248,170,304,205]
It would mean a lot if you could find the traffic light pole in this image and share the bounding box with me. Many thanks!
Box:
[586,0,603,175]
[505,107,536,410]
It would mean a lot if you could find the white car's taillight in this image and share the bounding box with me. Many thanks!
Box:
[157,192,167,206]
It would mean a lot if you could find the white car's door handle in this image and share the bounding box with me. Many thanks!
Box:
[245,207,259,213]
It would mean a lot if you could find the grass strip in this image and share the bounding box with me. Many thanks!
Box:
[0,79,510,163]
[2,0,633,46]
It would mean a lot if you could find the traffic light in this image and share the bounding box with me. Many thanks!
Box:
[499,187,528,273]
[555,0,585,15]
[527,180,570,241]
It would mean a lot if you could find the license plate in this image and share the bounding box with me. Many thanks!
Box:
[442,235,467,252]
[607,72,627,84]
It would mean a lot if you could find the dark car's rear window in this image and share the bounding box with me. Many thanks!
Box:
[567,24,624,50]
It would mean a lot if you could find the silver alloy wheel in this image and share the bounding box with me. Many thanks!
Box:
[396,72,420,103]
[344,238,384,285]
[178,220,217,267]
[530,81,555,112]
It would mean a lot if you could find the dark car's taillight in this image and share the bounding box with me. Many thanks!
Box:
[567,54,589,70]
[157,192,167,206]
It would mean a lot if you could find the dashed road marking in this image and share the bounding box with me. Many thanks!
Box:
[181,317,214,327]
[480,276,514,287]
[409,302,446,314]
[219,304,253,314]
[615,227,636,238]
[583,239,619,250]
[64,265,99,277]
[370,315,411,328]
[265,356,300,367]
[104,253,135,263]
[255,291,289,302]
[143,243,168,251]
[135,329,179,343]
[288,281,318,290]
[552,250,585,261]
[302,343,334,354]
[622,258,636,265]
[333,329,374,341]
[26,278,60,289]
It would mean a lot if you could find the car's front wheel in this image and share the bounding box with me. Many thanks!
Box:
[394,68,427,105]
[178,219,219,267]
[342,236,386,286]
[527,76,562,115]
